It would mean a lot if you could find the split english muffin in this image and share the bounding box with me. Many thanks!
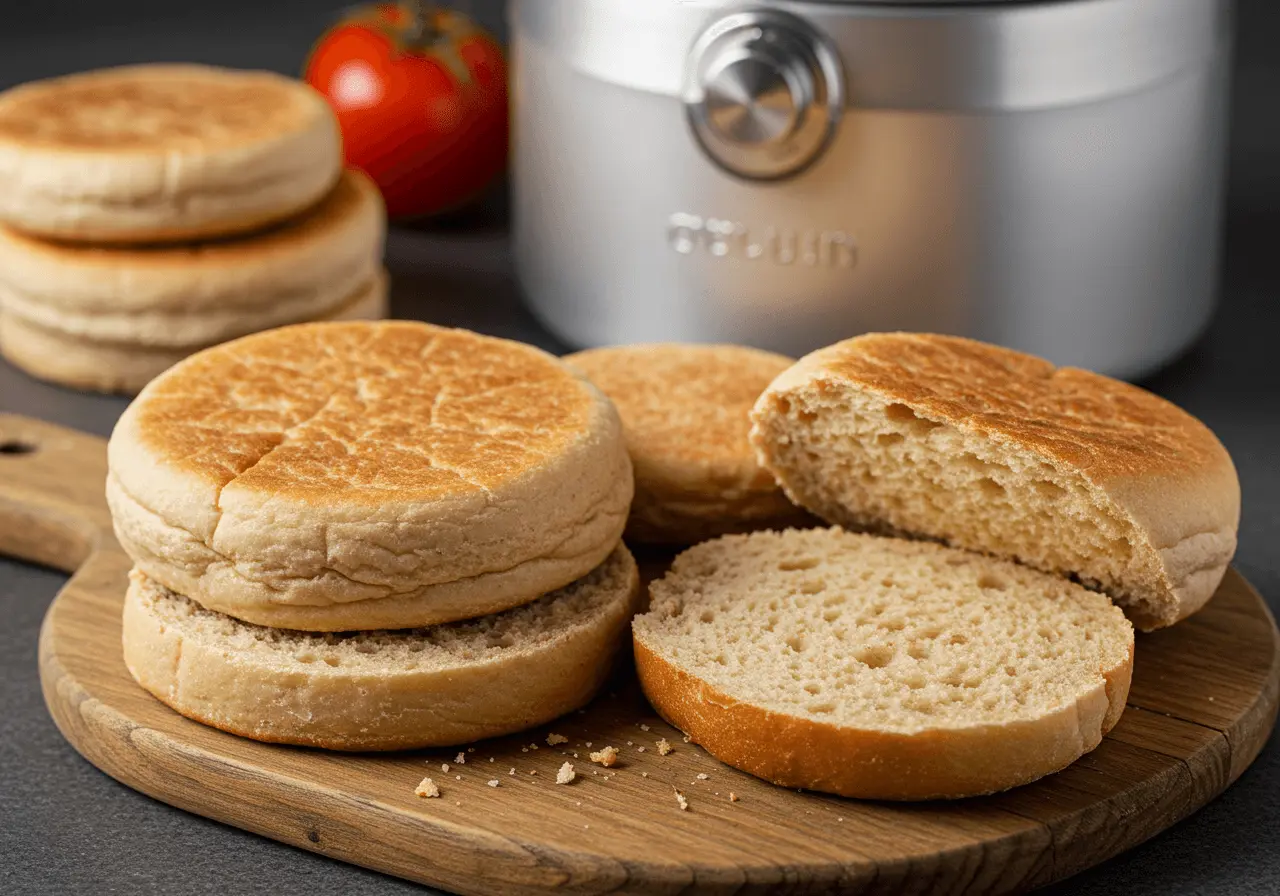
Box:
[107,320,634,630]
[0,64,341,243]
[0,169,384,349]
[0,270,388,395]
[123,545,640,750]
[751,333,1240,630]
[566,343,810,545]
[633,528,1134,800]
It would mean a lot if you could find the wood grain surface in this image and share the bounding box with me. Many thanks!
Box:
[2,412,1276,896]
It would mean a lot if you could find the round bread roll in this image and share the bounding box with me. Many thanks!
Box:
[0,269,389,395]
[0,64,341,243]
[750,332,1240,630]
[107,321,634,630]
[633,528,1134,801]
[0,170,384,348]
[123,545,640,750]
[566,344,809,545]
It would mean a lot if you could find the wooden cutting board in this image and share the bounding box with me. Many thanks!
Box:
[3,412,1277,895]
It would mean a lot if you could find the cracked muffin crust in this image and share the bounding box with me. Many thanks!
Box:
[107,320,633,630]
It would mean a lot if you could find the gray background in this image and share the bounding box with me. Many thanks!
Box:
[1,1,1278,893]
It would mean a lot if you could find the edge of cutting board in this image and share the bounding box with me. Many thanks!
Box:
[4,413,1278,895]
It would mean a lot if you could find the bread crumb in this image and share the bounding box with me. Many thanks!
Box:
[556,762,576,785]
[729,792,739,803]
[674,789,689,811]
[625,740,634,746]
[455,801,461,806]
[521,747,529,753]
[592,770,598,775]
[589,746,619,767]
[488,757,494,763]
[656,738,672,755]
[487,779,500,788]
[455,775,461,781]
[546,733,569,746]
[682,735,691,743]
[638,746,646,753]
[585,741,593,748]
[467,747,475,753]
[530,744,539,751]
[509,768,516,776]
[455,753,466,764]
[530,770,538,776]
[441,763,450,773]
[696,773,709,780]
[837,817,844,822]
[641,772,649,778]
[639,724,650,731]
[414,778,440,798]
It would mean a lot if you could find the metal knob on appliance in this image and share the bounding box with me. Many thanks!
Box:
[684,9,845,181]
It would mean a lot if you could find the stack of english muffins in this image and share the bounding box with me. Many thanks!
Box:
[103,321,1241,801]
[0,64,388,394]
[108,320,637,749]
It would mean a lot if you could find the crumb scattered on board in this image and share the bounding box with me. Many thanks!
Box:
[455,753,466,764]
[414,778,440,798]
[729,792,739,803]
[556,762,576,784]
[637,746,646,753]
[546,733,568,746]
[440,763,450,773]
[656,738,672,755]
[508,768,516,776]
[696,773,709,780]
[674,789,689,811]
[589,746,619,767]
[683,735,691,743]
[639,724,650,731]
[487,780,500,788]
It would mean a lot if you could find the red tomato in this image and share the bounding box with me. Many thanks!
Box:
[305,3,508,219]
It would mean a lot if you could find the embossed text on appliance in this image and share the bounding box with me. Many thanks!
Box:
[667,213,857,267]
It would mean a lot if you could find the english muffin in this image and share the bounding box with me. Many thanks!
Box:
[0,170,384,348]
[124,545,640,750]
[0,64,341,243]
[567,343,808,545]
[0,270,389,394]
[750,332,1240,630]
[633,528,1134,800]
[107,321,633,630]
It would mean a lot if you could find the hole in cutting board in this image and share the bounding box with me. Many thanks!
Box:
[0,440,36,456]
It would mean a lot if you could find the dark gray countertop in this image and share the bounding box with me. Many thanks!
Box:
[2,1,1279,894]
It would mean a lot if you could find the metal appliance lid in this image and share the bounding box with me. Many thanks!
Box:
[511,0,1230,112]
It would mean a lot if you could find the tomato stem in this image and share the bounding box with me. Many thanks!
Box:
[404,0,439,46]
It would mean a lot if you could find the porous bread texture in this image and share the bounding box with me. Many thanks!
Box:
[0,269,388,396]
[106,321,633,630]
[0,64,341,243]
[123,545,640,750]
[0,170,384,348]
[633,528,1133,800]
[751,333,1240,630]
[566,343,810,545]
